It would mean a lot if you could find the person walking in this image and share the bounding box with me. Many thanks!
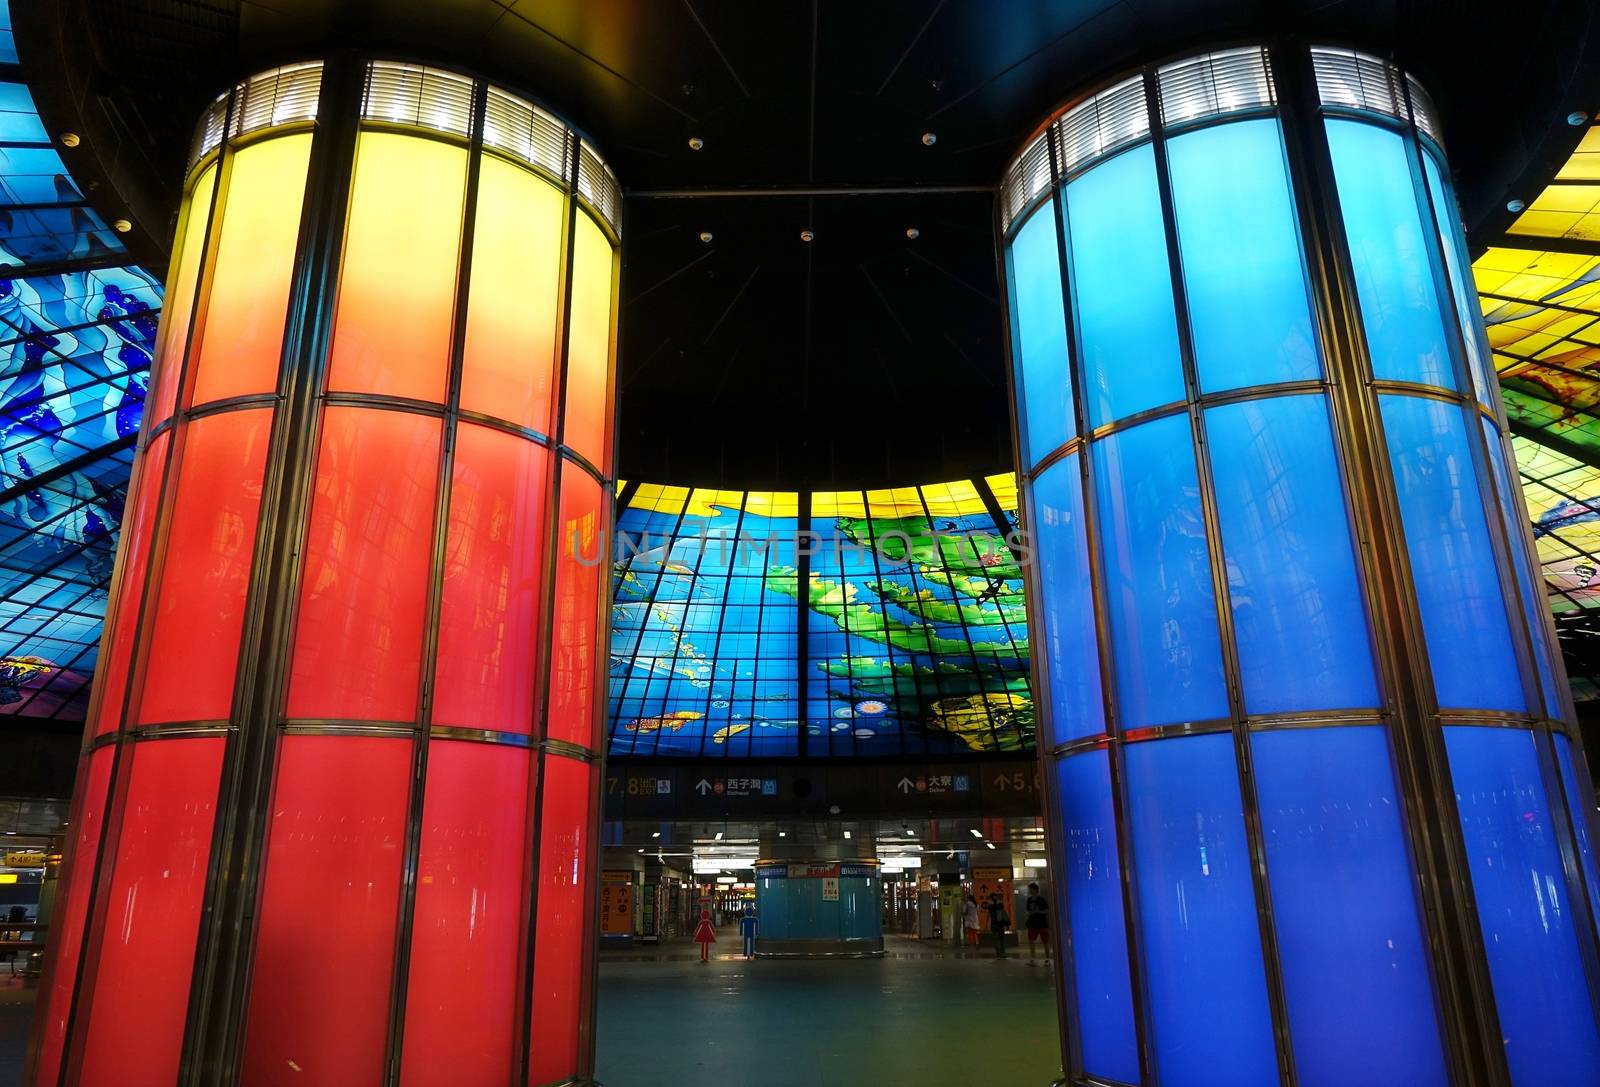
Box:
[985,892,1010,958]
[1023,882,1051,966]
[739,905,758,960]
[962,892,980,947]
[693,909,717,963]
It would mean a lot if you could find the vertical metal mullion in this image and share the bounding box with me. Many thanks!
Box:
[1142,67,1298,1087]
[856,488,912,757]
[381,75,486,1087]
[795,490,813,758]
[624,501,693,759]
[1270,39,1509,1087]
[696,497,747,755]
[911,485,998,752]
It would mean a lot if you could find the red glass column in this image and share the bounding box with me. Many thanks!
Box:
[29,58,620,1087]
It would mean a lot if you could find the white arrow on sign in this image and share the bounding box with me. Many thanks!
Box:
[897,777,914,794]
[696,779,713,796]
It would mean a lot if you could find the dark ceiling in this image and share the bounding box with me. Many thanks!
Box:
[17,0,1600,486]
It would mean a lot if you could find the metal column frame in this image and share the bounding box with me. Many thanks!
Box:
[1268,40,1510,1087]
[795,490,814,758]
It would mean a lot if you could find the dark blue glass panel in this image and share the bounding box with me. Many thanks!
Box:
[1205,396,1376,713]
[1325,120,1455,390]
[1481,417,1563,718]
[1009,204,1074,467]
[1167,118,1319,392]
[1056,749,1138,1084]
[1445,726,1600,1085]
[1125,734,1277,1087]
[1251,727,1447,1087]
[1093,414,1227,728]
[1554,734,1600,943]
[1066,145,1185,426]
[1033,456,1103,741]
[1380,395,1524,711]
[1421,148,1497,410]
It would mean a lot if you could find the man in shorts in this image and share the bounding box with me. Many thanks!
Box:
[1024,882,1051,966]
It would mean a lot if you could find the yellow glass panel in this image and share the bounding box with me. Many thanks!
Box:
[191,134,312,405]
[985,472,1019,511]
[741,491,799,518]
[327,131,467,402]
[563,210,615,469]
[812,491,866,518]
[627,483,688,515]
[460,155,563,432]
[1556,127,1600,180]
[150,164,216,424]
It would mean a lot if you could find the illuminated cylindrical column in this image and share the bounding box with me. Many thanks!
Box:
[1000,44,1600,1087]
[28,58,619,1087]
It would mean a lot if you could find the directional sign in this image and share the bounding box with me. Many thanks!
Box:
[696,779,713,796]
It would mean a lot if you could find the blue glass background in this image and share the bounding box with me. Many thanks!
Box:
[1124,734,1278,1087]
[1326,120,1455,390]
[1554,734,1600,944]
[1093,413,1227,728]
[1380,394,1525,711]
[1009,204,1074,467]
[1205,395,1376,713]
[1445,725,1600,1085]
[1251,726,1448,1087]
[1167,119,1320,393]
[1032,455,1103,741]
[1420,148,1499,410]
[1056,749,1139,1084]
[1066,144,1186,426]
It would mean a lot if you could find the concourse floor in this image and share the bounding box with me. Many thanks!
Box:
[596,935,1062,1085]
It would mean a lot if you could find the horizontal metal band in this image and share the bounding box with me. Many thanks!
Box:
[1366,379,1465,405]
[80,731,120,756]
[280,722,416,739]
[1052,734,1110,758]
[1435,714,1542,731]
[428,725,534,748]
[558,445,608,485]
[543,737,596,762]
[1122,719,1232,743]
[1244,712,1387,731]
[186,394,280,420]
[321,391,446,416]
[128,722,234,740]
[456,408,552,447]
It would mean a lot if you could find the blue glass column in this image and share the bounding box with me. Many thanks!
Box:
[1000,44,1600,1087]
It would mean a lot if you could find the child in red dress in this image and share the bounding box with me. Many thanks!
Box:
[693,910,717,963]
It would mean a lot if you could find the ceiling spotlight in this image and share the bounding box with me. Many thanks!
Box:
[112,219,133,233]
[905,227,920,239]
[843,830,852,839]
[921,131,937,147]
[59,132,80,148]
[699,230,714,243]
[651,831,661,838]
[800,228,815,242]
[985,842,996,850]
[969,828,983,839]
[688,136,705,151]
[1506,198,1527,213]
[1569,110,1590,127]
[778,831,787,837]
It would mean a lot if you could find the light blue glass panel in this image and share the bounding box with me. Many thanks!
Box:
[1067,144,1186,426]
[1125,734,1277,1087]
[0,83,45,142]
[1326,120,1455,390]
[1057,749,1139,1083]
[1168,118,1319,392]
[1009,203,1074,466]
[1380,395,1524,711]
[1205,395,1376,713]
[1445,726,1600,1085]
[1093,413,1227,727]
[1421,148,1497,409]
[1033,455,1104,741]
[1481,417,1564,718]
[1251,727,1447,1087]
[1554,734,1600,943]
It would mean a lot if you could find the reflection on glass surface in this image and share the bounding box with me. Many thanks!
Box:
[1093,414,1226,728]
[1057,750,1138,1084]
[564,211,614,470]
[1205,395,1376,713]
[1554,734,1600,944]
[1009,204,1073,466]
[1251,727,1447,1087]
[1067,144,1185,426]
[1445,726,1600,1085]
[1326,120,1455,390]
[1125,733,1278,1087]
[1168,118,1320,393]
[92,430,168,736]
[530,754,593,1085]
[1033,455,1103,740]
[547,467,603,747]
[1420,148,1496,409]
[1380,394,1524,711]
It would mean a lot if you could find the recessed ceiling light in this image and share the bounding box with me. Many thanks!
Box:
[800,229,815,242]
[1506,198,1527,213]
[921,131,937,146]
[905,227,920,239]
[688,136,705,151]
[969,829,983,839]
[699,231,713,243]
[652,831,661,838]
[59,132,80,148]
[112,219,133,233]
[1568,110,1590,127]
[843,830,852,839]
[778,831,786,837]
[985,842,996,850]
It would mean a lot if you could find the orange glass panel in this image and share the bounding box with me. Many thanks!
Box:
[286,408,440,722]
[137,409,271,724]
[459,155,563,432]
[94,431,170,736]
[560,211,614,469]
[326,132,466,402]
[433,425,548,732]
[528,754,593,1086]
[544,466,603,748]
[149,165,216,424]
[190,135,311,405]
[241,736,411,1087]
[77,738,223,1087]
[30,747,112,1087]
[399,741,531,1087]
